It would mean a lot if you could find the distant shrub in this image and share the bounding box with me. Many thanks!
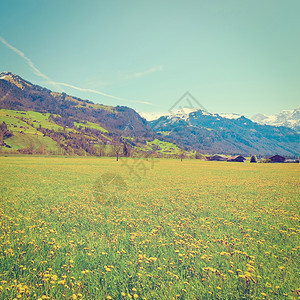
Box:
[195,152,204,159]
[250,155,257,163]
[261,158,271,163]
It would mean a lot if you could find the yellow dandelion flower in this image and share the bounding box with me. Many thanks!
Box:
[266,282,272,288]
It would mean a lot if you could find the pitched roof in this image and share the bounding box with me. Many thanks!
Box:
[228,155,246,160]
[269,155,285,159]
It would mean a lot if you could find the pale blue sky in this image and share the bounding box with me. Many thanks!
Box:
[1,0,299,117]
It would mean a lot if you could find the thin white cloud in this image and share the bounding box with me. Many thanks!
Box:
[49,81,153,105]
[121,65,163,80]
[0,36,50,81]
[0,36,154,106]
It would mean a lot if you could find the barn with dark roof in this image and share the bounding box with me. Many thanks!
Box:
[208,154,228,161]
[227,155,246,162]
[269,155,285,163]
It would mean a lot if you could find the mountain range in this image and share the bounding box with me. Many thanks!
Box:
[0,72,299,156]
[252,108,300,132]
[149,109,299,156]
[0,71,151,137]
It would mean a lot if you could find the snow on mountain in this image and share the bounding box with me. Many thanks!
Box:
[139,111,167,121]
[139,107,199,121]
[0,71,33,89]
[141,107,300,133]
[252,108,300,132]
[0,71,24,81]
[218,113,242,120]
[141,109,242,122]
[148,106,300,156]
[168,107,200,121]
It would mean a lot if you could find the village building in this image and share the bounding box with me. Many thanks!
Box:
[269,155,285,163]
[285,159,299,163]
[227,155,246,162]
[208,154,228,161]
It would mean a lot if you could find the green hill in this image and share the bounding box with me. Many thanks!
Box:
[0,109,185,157]
[0,72,196,158]
[0,109,60,153]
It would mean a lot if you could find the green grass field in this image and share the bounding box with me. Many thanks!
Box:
[0,157,299,299]
[73,121,108,133]
[0,110,63,153]
[146,139,181,155]
[0,110,63,132]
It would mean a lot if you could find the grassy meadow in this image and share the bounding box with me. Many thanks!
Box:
[0,157,299,299]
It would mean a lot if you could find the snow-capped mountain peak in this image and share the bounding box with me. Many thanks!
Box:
[218,113,242,120]
[0,71,33,89]
[138,111,168,121]
[252,107,300,132]
[168,107,200,121]
[139,107,201,121]
[0,71,23,80]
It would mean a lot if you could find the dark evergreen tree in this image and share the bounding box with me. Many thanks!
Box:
[0,122,13,144]
[250,155,257,163]
[123,142,128,157]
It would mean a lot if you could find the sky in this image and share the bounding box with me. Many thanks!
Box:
[1,0,299,118]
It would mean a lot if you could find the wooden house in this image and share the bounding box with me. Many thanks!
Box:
[269,155,285,163]
[208,154,228,161]
[227,155,246,162]
[284,159,299,163]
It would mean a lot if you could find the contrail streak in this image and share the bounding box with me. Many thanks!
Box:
[0,36,50,81]
[0,36,153,106]
[49,81,153,105]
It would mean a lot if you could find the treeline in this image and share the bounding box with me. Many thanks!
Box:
[0,122,13,146]
[0,114,201,159]
[38,127,101,156]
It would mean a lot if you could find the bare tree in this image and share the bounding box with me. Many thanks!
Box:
[179,149,185,162]
[123,142,128,157]
[0,131,4,145]
[112,141,122,161]
[99,143,105,157]
[41,142,45,154]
